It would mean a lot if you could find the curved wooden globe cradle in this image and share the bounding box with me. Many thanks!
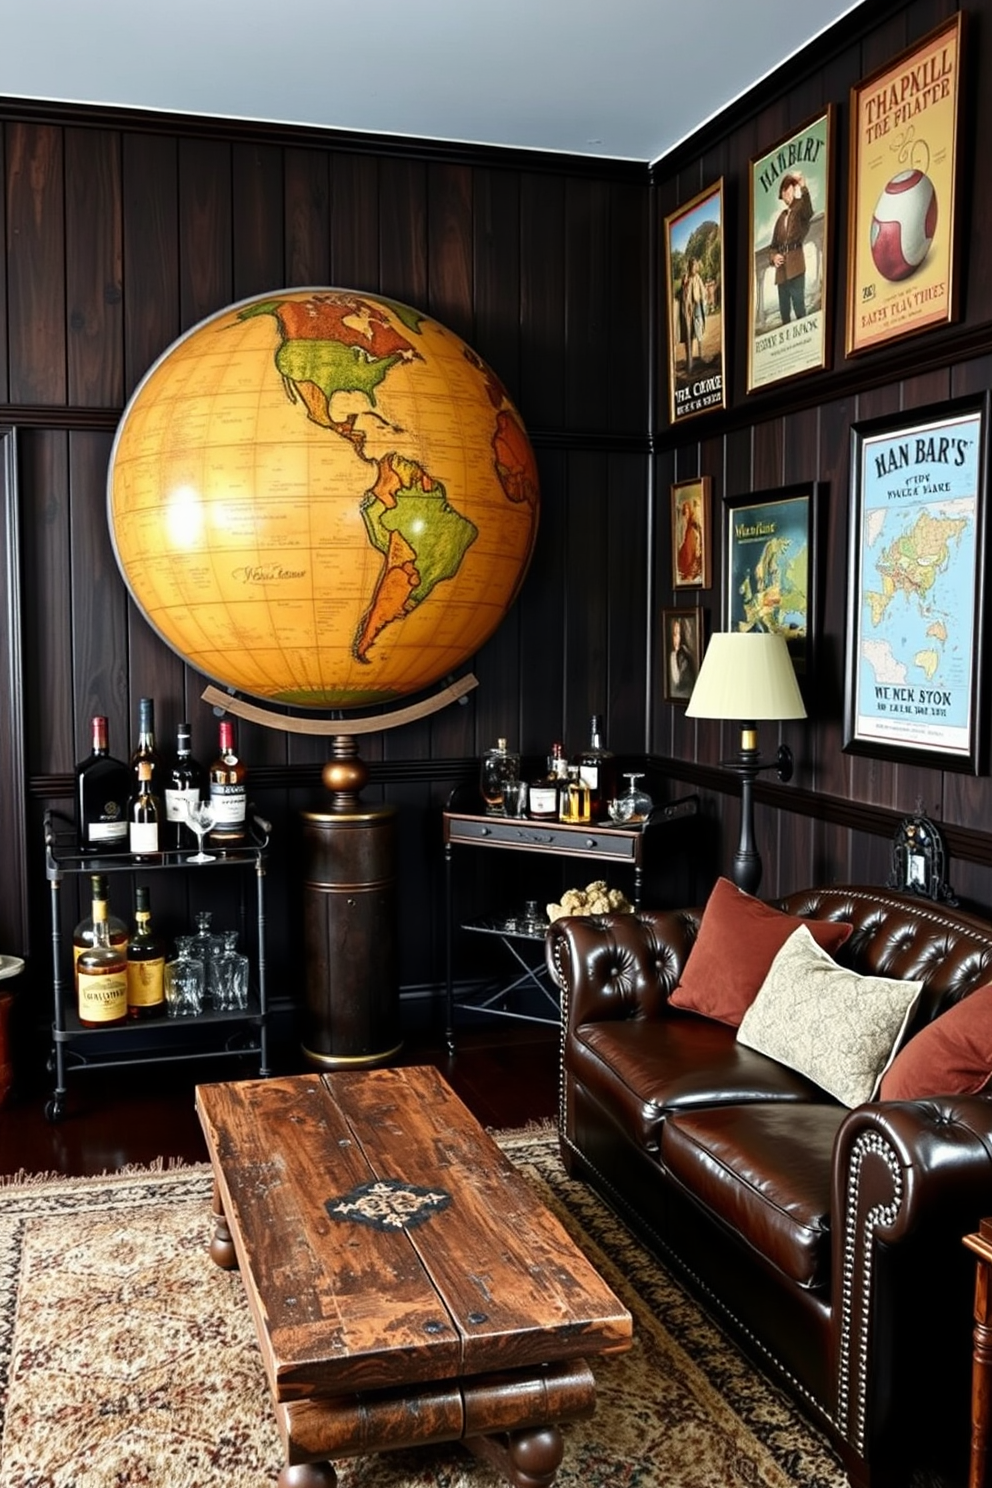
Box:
[201,675,479,1071]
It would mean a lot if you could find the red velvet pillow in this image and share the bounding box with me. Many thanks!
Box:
[669,877,853,1027]
[879,983,992,1099]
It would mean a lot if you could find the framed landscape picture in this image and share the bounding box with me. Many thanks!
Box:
[845,14,964,356]
[661,608,705,705]
[844,395,989,772]
[663,181,727,424]
[747,107,833,393]
[671,476,712,590]
[724,484,819,679]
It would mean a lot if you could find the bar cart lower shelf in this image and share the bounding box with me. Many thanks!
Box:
[43,809,270,1121]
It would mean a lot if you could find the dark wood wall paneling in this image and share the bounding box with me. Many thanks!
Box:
[0,99,651,1025]
[650,0,992,913]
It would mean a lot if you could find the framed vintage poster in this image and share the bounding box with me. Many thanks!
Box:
[663,181,727,424]
[844,396,989,772]
[747,107,833,393]
[846,14,964,356]
[662,607,705,705]
[724,484,819,679]
[671,476,712,590]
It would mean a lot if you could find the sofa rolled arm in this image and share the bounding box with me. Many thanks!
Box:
[545,908,700,1030]
[831,1095,992,1459]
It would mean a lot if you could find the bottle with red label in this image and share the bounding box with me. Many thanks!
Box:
[209,720,248,846]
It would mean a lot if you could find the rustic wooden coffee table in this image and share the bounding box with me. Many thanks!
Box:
[195,1065,631,1488]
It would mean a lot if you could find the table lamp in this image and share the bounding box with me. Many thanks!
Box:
[685,631,806,895]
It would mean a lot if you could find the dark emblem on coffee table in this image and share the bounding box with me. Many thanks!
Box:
[326,1178,452,1231]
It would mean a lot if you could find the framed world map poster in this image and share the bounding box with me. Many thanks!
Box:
[723,484,818,680]
[663,181,726,424]
[844,395,990,773]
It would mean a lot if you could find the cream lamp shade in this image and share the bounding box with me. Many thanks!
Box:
[685,632,806,724]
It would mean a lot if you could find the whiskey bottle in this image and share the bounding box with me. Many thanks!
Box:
[126,886,165,1020]
[77,878,128,1027]
[559,766,591,825]
[75,715,130,853]
[130,696,163,791]
[128,759,161,857]
[208,720,247,845]
[528,743,567,821]
[164,721,207,850]
[575,714,617,821]
[73,874,128,992]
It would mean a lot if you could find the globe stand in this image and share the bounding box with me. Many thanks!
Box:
[203,676,479,1071]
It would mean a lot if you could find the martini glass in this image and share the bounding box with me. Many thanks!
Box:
[183,797,217,863]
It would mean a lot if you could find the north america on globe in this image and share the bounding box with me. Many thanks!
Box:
[108,289,540,708]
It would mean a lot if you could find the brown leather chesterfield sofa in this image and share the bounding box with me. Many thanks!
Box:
[545,883,992,1488]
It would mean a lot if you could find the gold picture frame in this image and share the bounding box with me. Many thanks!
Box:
[747,107,833,393]
[663,180,727,424]
[845,14,964,356]
[671,476,712,590]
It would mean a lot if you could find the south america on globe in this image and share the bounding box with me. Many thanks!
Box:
[108,289,540,708]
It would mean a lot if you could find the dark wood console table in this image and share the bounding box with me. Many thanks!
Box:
[441,796,698,1052]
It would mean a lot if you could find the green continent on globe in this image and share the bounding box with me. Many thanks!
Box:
[356,453,478,660]
[242,293,479,665]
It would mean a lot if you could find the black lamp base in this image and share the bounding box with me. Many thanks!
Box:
[722,743,793,896]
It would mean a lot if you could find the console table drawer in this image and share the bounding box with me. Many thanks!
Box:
[445,816,638,861]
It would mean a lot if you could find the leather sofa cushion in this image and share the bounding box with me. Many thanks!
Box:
[661,1104,844,1289]
[569,1013,833,1154]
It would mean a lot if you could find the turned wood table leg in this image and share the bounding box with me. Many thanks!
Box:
[277,1462,337,1487]
[972,1256,992,1488]
[466,1424,564,1487]
[208,1179,238,1271]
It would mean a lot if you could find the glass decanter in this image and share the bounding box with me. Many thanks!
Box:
[213,930,249,1012]
[164,936,205,1018]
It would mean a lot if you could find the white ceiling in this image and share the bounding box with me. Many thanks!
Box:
[0,0,863,163]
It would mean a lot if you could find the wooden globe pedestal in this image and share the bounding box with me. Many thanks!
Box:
[203,676,478,1072]
[300,737,401,1070]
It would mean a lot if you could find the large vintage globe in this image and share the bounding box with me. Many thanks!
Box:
[108,288,539,708]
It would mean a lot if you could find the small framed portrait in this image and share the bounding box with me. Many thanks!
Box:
[747,107,834,393]
[671,476,712,590]
[846,14,964,356]
[662,608,705,706]
[663,180,727,424]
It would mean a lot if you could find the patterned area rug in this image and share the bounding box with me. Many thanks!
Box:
[0,1131,848,1488]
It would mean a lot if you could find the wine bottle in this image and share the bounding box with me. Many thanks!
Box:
[77,877,128,1027]
[528,743,567,821]
[575,714,617,822]
[75,715,130,853]
[130,696,163,790]
[209,720,248,845]
[73,874,128,993]
[126,885,166,1020]
[164,721,207,850]
[128,759,161,857]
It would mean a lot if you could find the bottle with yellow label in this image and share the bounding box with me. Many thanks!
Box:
[72,874,128,995]
[126,885,166,1020]
[77,878,128,1027]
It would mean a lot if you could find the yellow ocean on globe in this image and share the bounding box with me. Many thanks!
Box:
[108,289,540,708]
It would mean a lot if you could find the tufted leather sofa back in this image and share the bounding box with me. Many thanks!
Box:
[775,884,992,1029]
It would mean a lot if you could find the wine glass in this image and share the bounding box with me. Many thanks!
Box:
[183,796,217,863]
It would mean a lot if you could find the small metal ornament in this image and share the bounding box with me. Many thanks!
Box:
[887,804,957,905]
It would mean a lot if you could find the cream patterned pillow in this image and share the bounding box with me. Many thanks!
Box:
[736,924,923,1107]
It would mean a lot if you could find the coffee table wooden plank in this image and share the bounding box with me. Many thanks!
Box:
[196,1075,463,1399]
[326,1066,632,1376]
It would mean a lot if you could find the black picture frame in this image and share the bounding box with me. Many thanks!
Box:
[661,607,705,706]
[723,483,820,684]
[844,394,989,773]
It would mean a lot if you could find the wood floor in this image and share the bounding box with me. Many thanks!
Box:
[0,1022,560,1179]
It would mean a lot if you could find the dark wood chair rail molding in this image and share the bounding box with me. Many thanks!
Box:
[647,755,992,873]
